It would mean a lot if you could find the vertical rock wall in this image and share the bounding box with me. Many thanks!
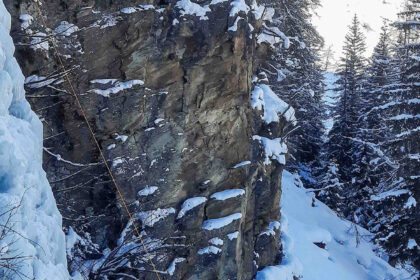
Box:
[5,0,288,279]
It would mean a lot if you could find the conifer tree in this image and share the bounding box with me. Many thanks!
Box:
[260,0,326,184]
[312,3,419,275]
[374,0,420,270]
[328,6,419,273]
[321,15,368,215]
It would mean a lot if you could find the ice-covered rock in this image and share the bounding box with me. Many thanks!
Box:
[0,1,69,279]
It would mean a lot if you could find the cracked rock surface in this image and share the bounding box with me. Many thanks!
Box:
[5,0,288,279]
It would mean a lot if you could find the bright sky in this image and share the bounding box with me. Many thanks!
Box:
[313,0,405,62]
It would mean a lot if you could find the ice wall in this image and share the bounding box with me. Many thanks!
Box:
[0,1,69,279]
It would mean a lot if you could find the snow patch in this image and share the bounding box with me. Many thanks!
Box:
[30,32,49,51]
[121,7,137,14]
[19,14,33,29]
[25,74,57,88]
[54,21,79,37]
[210,189,245,201]
[253,135,288,165]
[209,237,224,246]
[138,186,158,197]
[251,1,274,20]
[90,79,118,84]
[177,197,207,219]
[202,213,242,230]
[107,144,116,150]
[404,196,417,209]
[258,25,290,49]
[89,79,144,97]
[138,4,156,10]
[228,16,243,31]
[97,14,121,29]
[260,221,281,236]
[166,257,186,276]
[210,0,228,4]
[229,0,250,17]
[115,134,128,142]
[154,118,164,125]
[112,157,125,168]
[370,189,410,201]
[198,246,221,255]
[408,153,420,160]
[137,208,176,227]
[407,239,418,250]
[251,84,296,125]
[233,161,251,168]
[176,0,211,20]
[66,227,83,256]
[227,231,239,240]
[389,114,420,120]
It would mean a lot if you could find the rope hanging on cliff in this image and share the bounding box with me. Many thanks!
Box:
[32,1,163,279]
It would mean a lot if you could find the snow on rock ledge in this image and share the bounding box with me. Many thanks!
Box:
[253,135,288,165]
[202,213,242,231]
[89,79,144,97]
[251,83,296,125]
[175,0,211,20]
[210,189,245,201]
[177,197,207,219]
[137,207,176,227]
[0,1,69,279]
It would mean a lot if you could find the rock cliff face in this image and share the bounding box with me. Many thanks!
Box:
[5,0,289,279]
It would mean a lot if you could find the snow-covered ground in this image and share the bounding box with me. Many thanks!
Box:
[0,1,69,279]
[256,170,414,280]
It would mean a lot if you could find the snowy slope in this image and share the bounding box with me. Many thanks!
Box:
[256,170,413,280]
[0,1,69,279]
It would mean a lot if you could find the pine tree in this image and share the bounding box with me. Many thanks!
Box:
[308,3,419,276]
[358,21,396,202]
[338,5,420,273]
[259,0,326,185]
[375,0,420,271]
[339,14,367,95]
[369,22,395,88]
[320,15,368,217]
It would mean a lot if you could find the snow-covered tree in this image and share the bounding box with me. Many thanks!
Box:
[372,0,420,270]
[322,6,419,273]
[357,21,397,199]
[260,0,326,184]
[320,15,368,213]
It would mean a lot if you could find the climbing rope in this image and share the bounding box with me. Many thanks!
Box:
[32,1,163,279]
